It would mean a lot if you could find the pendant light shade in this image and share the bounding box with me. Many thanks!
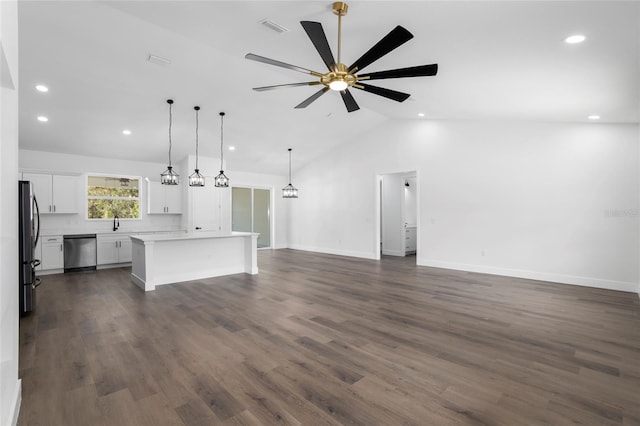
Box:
[189,106,205,187]
[282,148,298,198]
[214,112,229,187]
[161,99,179,185]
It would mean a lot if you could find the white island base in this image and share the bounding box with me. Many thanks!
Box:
[130,232,259,291]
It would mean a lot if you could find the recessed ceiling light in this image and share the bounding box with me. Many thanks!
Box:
[564,35,586,44]
[35,85,48,92]
[418,113,425,117]
[147,54,171,66]
[122,130,132,135]
[260,19,289,34]
[588,115,600,120]
[37,116,48,122]
[228,146,236,151]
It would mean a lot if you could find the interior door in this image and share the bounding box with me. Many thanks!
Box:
[232,187,252,232]
[253,189,270,248]
[232,187,271,248]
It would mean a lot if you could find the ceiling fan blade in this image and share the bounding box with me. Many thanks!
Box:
[245,53,321,76]
[348,26,413,73]
[295,87,330,109]
[354,83,410,103]
[253,82,320,92]
[301,21,336,71]
[340,89,360,112]
[360,64,438,80]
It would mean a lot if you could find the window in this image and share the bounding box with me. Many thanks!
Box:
[87,175,140,219]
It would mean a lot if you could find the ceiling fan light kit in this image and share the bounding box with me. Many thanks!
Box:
[246,1,438,113]
[161,99,180,185]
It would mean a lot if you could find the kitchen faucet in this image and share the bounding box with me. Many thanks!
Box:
[113,215,120,231]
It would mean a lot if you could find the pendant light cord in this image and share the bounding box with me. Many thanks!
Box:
[195,108,199,170]
[168,101,173,167]
[288,148,292,184]
[220,112,225,171]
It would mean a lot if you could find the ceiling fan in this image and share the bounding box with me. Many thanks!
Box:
[245,1,438,113]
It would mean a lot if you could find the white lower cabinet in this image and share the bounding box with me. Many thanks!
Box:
[97,234,132,265]
[405,227,417,254]
[38,236,64,271]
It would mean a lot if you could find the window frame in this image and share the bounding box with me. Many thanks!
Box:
[86,173,142,221]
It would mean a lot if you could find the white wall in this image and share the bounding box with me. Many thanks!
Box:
[290,119,639,292]
[0,2,21,424]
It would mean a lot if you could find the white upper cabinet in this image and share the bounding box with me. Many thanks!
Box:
[23,173,78,214]
[147,181,182,214]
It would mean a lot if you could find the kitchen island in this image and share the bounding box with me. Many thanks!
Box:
[130,231,259,291]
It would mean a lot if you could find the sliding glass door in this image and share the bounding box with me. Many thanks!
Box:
[232,187,271,248]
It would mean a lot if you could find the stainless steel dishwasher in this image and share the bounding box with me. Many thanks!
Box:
[63,234,97,272]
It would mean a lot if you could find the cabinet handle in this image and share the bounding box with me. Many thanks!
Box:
[60,244,62,252]
[49,205,52,212]
[53,205,56,212]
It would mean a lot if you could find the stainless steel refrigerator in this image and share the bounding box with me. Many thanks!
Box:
[18,180,41,316]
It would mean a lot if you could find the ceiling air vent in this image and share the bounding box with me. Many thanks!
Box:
[260,19,289,34]
[147,54,171,66]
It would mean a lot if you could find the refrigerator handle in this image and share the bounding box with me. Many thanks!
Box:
[33,195,41,248]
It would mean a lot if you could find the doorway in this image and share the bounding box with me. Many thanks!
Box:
[376,171,418,261]
[232,187,271,248]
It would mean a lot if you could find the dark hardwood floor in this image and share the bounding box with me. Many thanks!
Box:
[18,249,640,425]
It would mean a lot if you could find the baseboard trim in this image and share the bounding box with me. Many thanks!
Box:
[97,262,131,270]
[418,258,637,293]
[381,249,404,257]
[9,378,21,426]
[288,244,377,260]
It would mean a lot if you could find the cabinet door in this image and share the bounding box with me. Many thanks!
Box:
[165,185,182,214]
[193,184,219,231]
[97,238,118,265]
[41,239,64,270]
[118,238,132,263]
[52,175,78,213]
[147,181,166,214]
[23,173,53,214]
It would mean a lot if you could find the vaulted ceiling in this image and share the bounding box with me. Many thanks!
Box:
[18,1,639,175]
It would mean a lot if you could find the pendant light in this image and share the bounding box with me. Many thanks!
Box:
[282,148,298,198]
[214,112,229,187]
[189,106,205,187]
[160,99,179,185]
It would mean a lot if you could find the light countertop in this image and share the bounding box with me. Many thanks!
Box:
[130,231,258,243]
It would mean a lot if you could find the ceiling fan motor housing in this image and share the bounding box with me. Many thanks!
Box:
[332,2,348,16]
